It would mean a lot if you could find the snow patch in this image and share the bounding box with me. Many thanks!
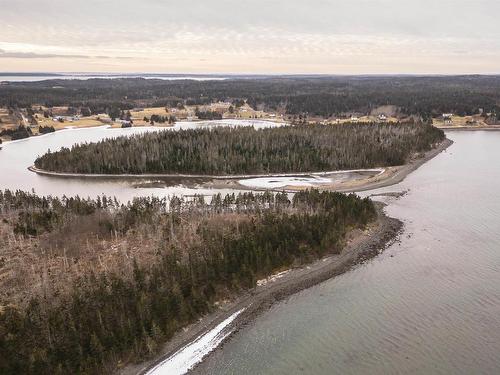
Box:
[239,176,332,189]
[145,309,244,375]
[257,270,290,286]
[238,168,385,189]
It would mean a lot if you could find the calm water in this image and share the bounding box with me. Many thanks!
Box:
[0,120,277,202]
[2,128,499,374]
[198,131,500,375]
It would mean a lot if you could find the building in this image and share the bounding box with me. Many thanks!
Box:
[378,114,388,122]
[442,113,453,125]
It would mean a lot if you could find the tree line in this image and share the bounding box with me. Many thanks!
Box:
[35,123,445,175]
[0,125,32,140]
[195,108,223,120]
[1,76,499,118]
[0,189,376,374]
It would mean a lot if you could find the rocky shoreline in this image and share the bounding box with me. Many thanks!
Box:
[121,203,403,375]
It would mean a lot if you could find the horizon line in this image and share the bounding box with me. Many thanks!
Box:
[2,72,500,77]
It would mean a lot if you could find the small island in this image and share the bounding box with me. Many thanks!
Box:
[32,123,445,189]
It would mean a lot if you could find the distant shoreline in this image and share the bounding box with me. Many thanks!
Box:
[437,126,500,131]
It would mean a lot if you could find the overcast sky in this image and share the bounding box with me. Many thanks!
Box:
[1,0,499,74]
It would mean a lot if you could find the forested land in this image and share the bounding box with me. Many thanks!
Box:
[0,189,376,374]
[1,75,499,120]
[0,125,32,140]
[34,123,445,175]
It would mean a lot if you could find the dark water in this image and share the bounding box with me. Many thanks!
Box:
[198,131,500,375]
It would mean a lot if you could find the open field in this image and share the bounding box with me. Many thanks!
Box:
[432,114,493,128]
[0,108,16,129]
[0,102,286,142]
[36,116,111,130]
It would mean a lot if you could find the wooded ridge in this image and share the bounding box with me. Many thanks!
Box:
[34,123,445,175]
[0,189,375,374]
[2,76,499,119]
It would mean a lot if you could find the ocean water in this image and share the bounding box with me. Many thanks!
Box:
[197,131,500,375]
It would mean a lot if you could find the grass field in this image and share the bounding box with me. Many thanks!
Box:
[0,108,16,129]
[35,116,110,131]
[433,115,487,128]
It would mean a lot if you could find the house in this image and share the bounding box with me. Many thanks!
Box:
[378,114,388,122]
[52,115,80,123]
[442,114,453,125]
[350,116,359,123]
[485,113,499,125]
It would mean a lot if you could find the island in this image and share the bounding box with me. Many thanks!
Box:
[31,123,447,192]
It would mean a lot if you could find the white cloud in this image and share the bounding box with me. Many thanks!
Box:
[0,0,499,73]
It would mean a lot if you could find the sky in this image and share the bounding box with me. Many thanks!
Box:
[0,0,499,74]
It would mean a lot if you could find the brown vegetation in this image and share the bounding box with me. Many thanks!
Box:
[0,189,375,374]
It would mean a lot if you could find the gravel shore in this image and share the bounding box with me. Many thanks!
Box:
[122,203,403,375]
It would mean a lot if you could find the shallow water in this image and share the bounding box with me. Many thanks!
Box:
[0,120,278,202]
[197,131,500,375]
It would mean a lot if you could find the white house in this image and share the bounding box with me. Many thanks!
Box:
[442,113,453,125]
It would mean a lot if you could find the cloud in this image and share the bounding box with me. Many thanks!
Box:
[0,0,499,73]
